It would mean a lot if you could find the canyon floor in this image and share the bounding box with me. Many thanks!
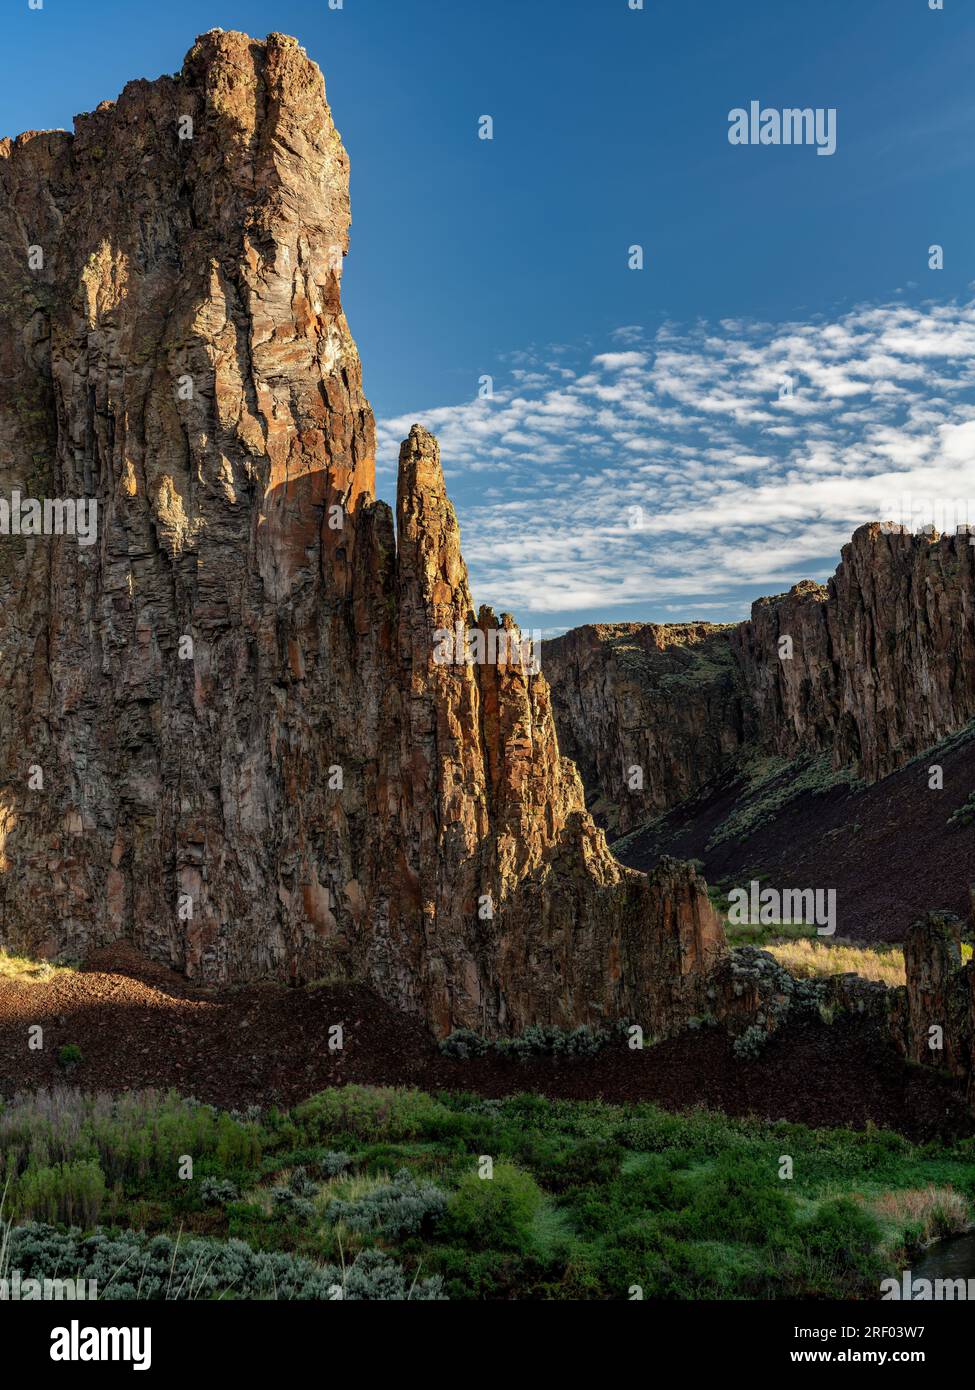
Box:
[0,943,968,1142]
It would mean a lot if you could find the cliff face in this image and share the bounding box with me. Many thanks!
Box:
[548,525,975,833]
[0,30,723,1037]
[544,623,749,835]
[732,524,975,779]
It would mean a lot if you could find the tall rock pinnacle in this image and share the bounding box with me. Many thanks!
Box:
[0,31,723,1035]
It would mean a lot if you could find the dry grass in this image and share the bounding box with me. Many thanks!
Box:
[766,937,973,987]
[0,950,72,984]
[868,1186,970,1243]
[765,937,906,987]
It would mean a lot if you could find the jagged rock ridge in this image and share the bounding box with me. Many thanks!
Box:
[0,30,723,1037]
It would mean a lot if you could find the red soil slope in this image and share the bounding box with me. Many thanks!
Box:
[0,946,967,1140]
[614,734,975,943]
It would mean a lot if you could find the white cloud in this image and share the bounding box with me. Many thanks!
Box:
[591,351,648,371]
[376,297,975,619]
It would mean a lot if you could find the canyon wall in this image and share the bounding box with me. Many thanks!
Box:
[543,623,749,835]
[547,525,975,832]
[731,524,975,779]
[0,30,723,1037]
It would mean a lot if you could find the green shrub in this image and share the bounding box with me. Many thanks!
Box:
[199,1177,239,1206]
[317,1151,353,1178]
[439,1030,490,1060]
[7,1223,445,1300]
[0,1088,261,1188]
[496,1025,609,1061]
[286,1166,318,1198]
[427,1243,531,1300]
[652,1234,766,1299]
[679,1157,795,1247]
[57,1045,83,1072]
[291,1087,450,1143]
[441,1025,614,1063]
[588,1218,685,1295]
[537,1139,624,1192]
[798,1197,880,1263]
[732,1025,769,1060]
[569,1157,688,1238]
[327,1169,448,1239]
[444,1163,543,1252]
[947,792,975,828]
[271,1187,317,1223]
[11,1160,107,1226]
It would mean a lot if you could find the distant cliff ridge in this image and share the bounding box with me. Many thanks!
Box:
[543,622,750,836]
[545,524,975,835]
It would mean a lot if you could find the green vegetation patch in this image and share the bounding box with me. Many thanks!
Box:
[3,1085,974,1300]
[707,752,862,850]
[947,791,975,829]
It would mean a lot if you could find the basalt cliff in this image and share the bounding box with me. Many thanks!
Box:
[0,30,723,1037]
[546,525,975,837]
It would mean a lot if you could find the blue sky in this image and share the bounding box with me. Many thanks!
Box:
[3,0,974,632]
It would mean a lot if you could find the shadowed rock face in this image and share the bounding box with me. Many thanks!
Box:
[544,623,750,836]
[0,30,723,1036]
[889,911,972,1084]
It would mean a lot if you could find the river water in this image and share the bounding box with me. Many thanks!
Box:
[908,1232,975,1281]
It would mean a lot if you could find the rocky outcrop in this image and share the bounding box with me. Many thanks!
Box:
[699,922,975,1123]
[703,946,818,1052]
[0,30,724,1038]
[713,912,975,1115]
[700,945,885,1058]
[889,911,973,1083]
[544,623,749,834]
[547,525,975,832]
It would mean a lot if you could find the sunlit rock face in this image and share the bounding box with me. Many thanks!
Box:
[732,524,975,780]
[0,30,723,1036]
